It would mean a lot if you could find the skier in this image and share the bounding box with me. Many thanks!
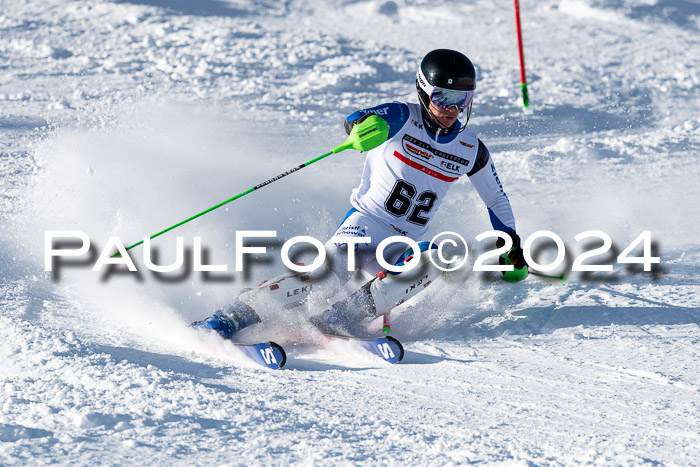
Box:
[193,49,528,338]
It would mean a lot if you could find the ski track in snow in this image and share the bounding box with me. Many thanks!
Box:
[1,0,699,464]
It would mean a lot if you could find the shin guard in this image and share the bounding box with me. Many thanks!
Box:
[369,247,449,315]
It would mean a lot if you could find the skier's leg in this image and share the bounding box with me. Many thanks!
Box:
[232,207,405,328]
[322,208,412,281]
[237,269,341,314]
[308,281,375,336]
[191,225,359,339]
[369,242,447,314]
[194,210,442,339]
[311,236,449,335]
[192,269,342,339]
[307,210,402,335]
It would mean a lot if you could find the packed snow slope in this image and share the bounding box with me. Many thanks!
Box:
[1,0,699,464]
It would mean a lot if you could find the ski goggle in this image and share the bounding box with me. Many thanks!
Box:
[429,87,474,110]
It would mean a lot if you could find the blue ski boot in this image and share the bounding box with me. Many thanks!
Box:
[309,281,376,337]
[192,297,261,340]
[309,307,355,337]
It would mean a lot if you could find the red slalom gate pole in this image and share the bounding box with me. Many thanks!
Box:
[514,0,529,108]
[382,313,391,335]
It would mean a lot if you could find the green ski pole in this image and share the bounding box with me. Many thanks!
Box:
[530,271,566,282]
[114,115,389,257]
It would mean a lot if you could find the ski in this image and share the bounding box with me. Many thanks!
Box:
[191,311,286,369]
[233,341,287,370]
[322,334,404,364]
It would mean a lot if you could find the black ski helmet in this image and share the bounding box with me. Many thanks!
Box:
[416,49,476,130]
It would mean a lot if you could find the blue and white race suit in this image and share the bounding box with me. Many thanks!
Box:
[233,101,521,323]
[326,101,517,281]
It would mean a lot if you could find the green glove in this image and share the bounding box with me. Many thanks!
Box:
[497,232,529,283]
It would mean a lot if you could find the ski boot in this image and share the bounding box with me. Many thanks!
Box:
[192,297,261,340]
[309,281,376,337]
[309,308,355,337]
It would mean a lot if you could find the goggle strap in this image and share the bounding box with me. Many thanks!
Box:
[416,68,434,96]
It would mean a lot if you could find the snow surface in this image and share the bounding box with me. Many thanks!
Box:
[1,0,699,464]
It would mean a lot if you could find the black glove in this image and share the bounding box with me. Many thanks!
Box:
[497,231,528,270]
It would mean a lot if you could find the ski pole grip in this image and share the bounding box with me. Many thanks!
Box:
[333,114,389,153]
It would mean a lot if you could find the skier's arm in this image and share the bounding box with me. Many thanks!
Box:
[467,140,516,234]
[345,102,410,140]
[468,140,528,278]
